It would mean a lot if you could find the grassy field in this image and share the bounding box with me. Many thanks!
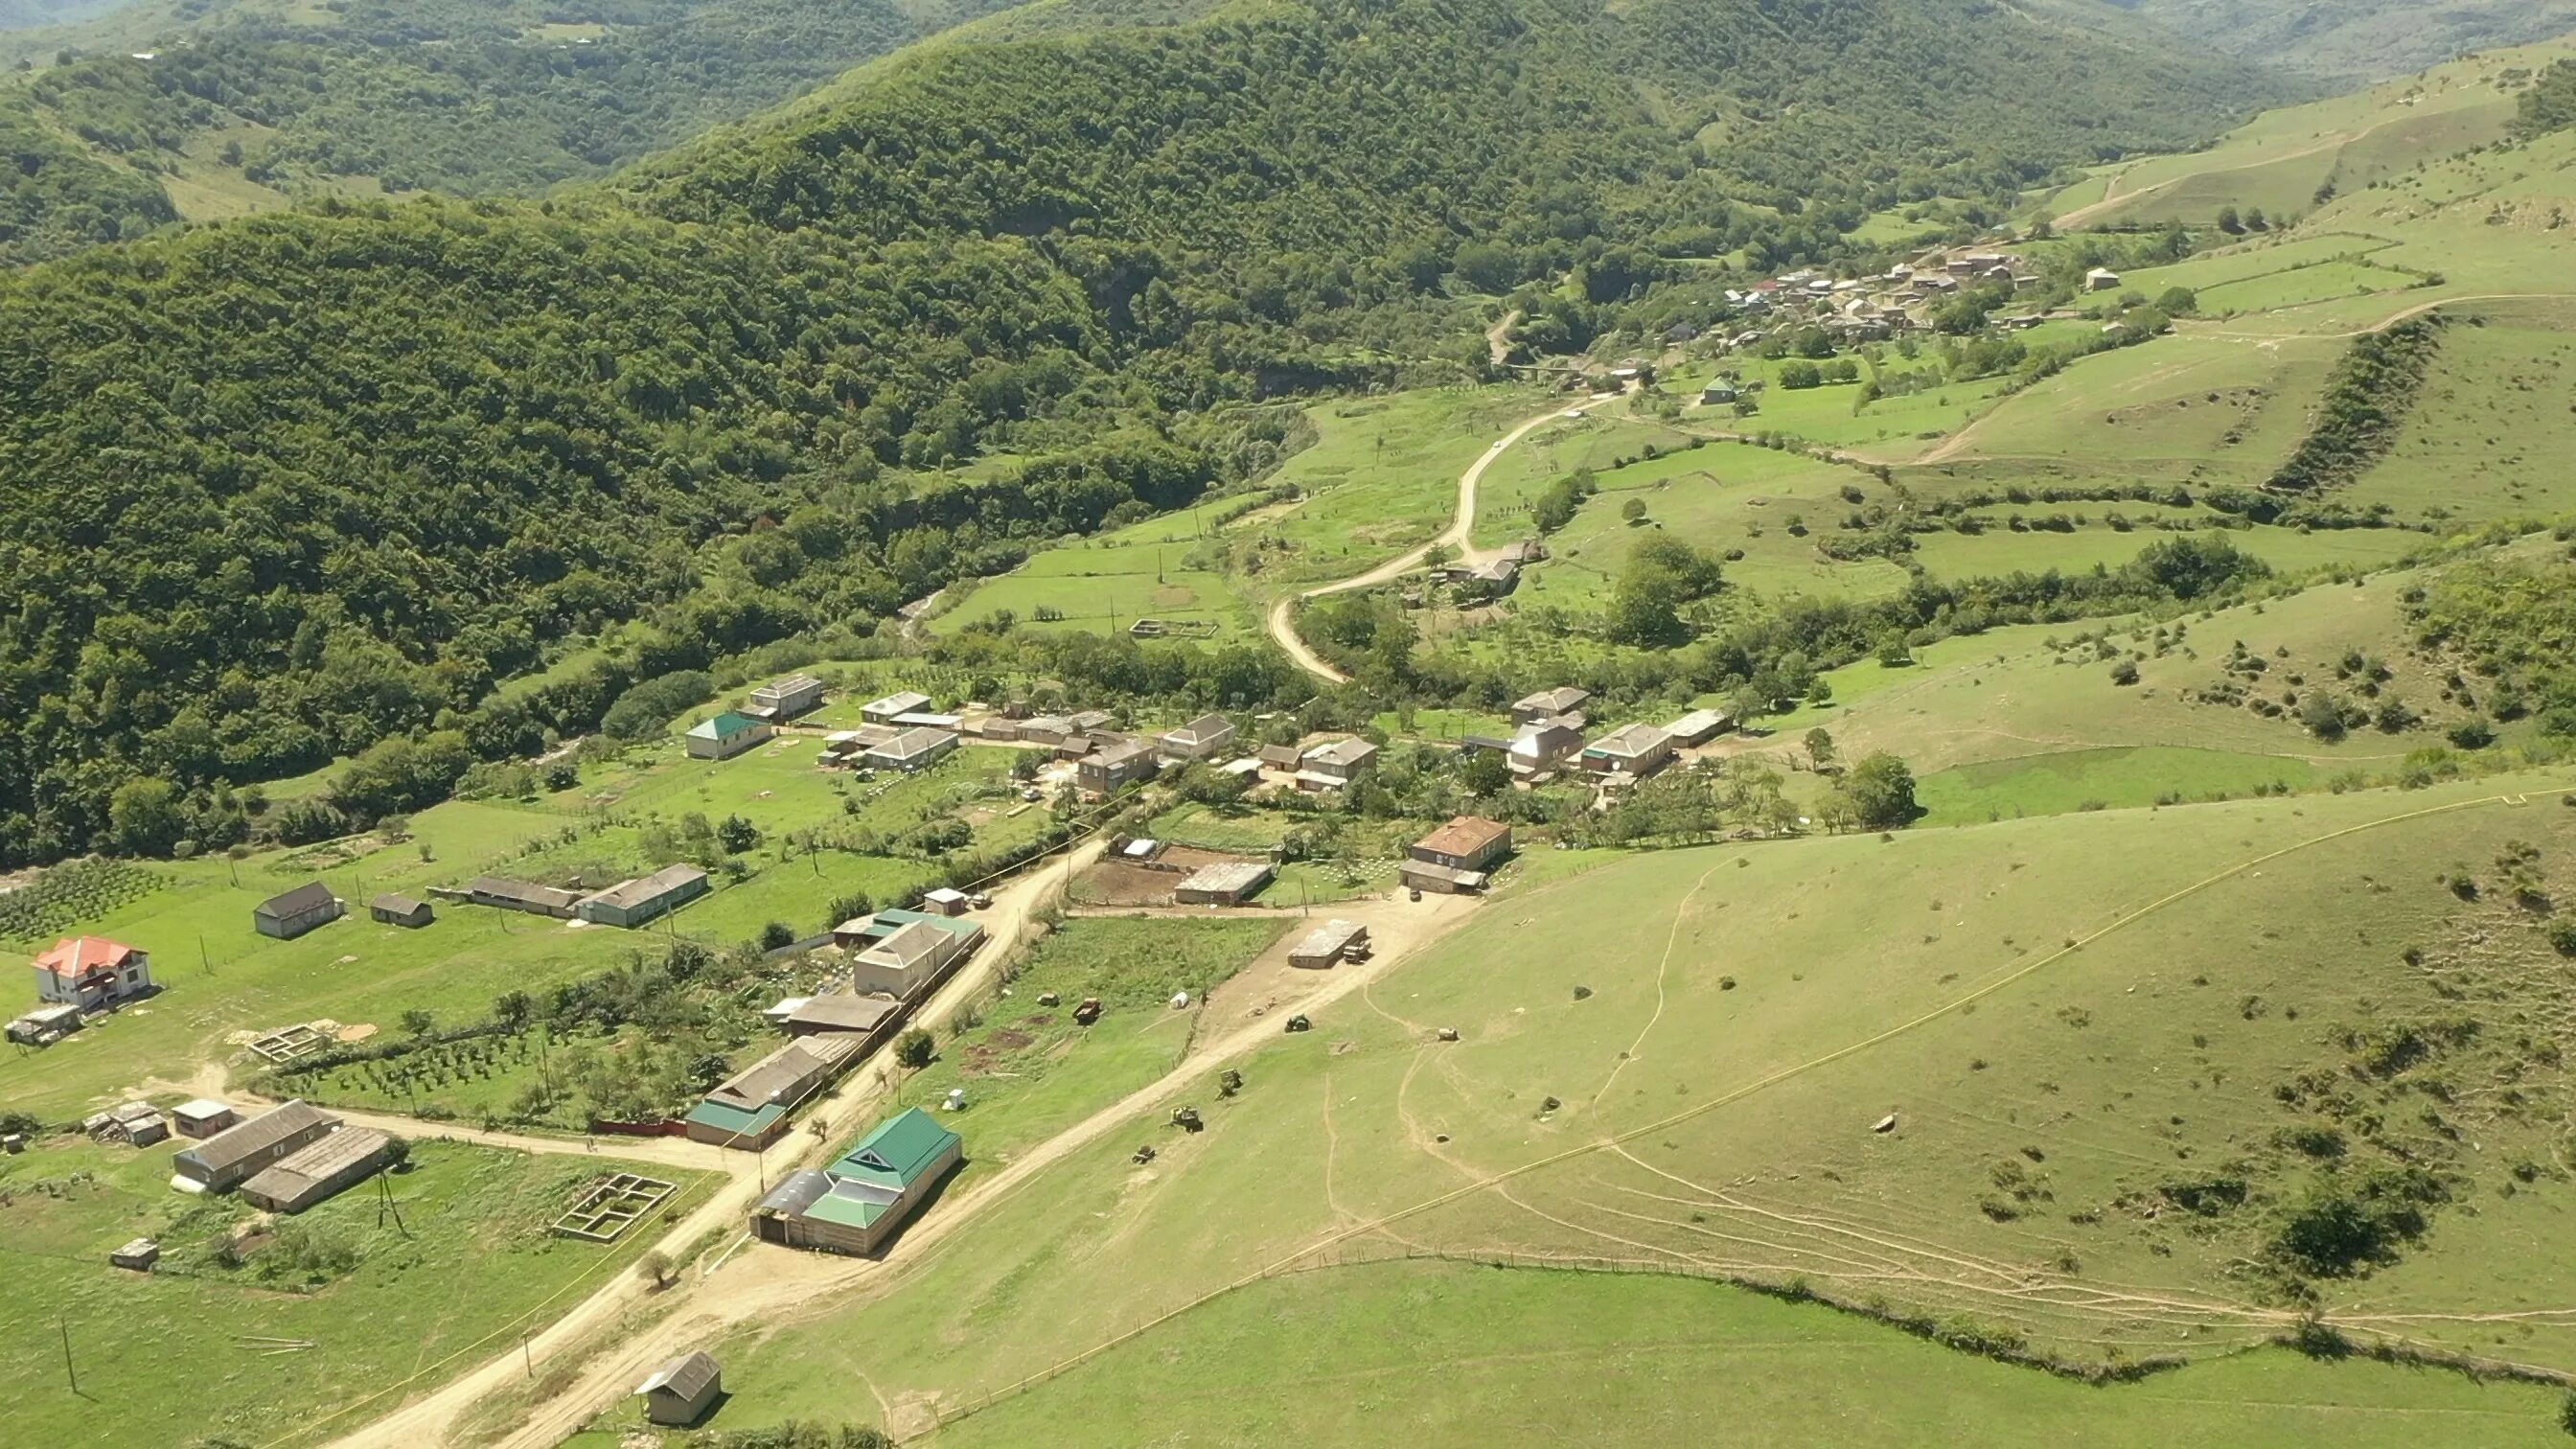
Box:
[914,1260,2572,1448]
[881,915,1289,1183]
[0,1135,716,1446]
[689,769,2576,1441]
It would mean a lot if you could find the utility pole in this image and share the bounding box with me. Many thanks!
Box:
[59,1316,76,1395]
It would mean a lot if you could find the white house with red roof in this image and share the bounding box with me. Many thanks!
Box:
[33,936,153,1008]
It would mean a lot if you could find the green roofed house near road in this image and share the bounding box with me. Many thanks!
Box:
[750,1107,962,1256]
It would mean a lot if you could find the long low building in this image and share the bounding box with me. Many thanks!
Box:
[460,877,583,918]
[765,994,902,1039]
[576,864,711,929]
[241,1126,393,1213]
[850,918,984,1000]
[684,1033,868,1148]
[751,1108,962,1256]
[172,1100,339,1193]
[1173,860,1275,906]
[1288,919,1369,970]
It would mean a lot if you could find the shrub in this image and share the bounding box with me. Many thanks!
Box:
[2108,659,2139,686]
[895,1029,935,1070]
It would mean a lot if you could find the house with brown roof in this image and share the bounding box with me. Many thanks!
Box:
[1077,737,1161,795]
[1401,816,1513,894]
[684,1035,866,1148]
[32,935,152,1008]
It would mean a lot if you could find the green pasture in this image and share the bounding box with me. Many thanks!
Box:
[0,1135,716,1447]
[916,1260,2571,1449]
[688,771,2576,1440]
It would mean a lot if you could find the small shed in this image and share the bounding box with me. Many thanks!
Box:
[173,1098,238,1139]
[635,1349,723,1427]
[369,893,434,929]
[1288,919,1369,970]
[921,887,970,917]
[1173,861,1276,907]
[110,1237,160,1272]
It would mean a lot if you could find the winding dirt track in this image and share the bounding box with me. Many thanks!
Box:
[1264,400,1580,683]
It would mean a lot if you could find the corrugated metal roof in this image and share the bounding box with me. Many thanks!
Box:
[830,1107,959,1191]
[256,882,336,920]
[637,1349,721,1399]
[176,1100,334,1172]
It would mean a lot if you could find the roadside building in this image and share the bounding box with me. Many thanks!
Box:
[369,893,434,929]
[462,876,583,918]
[253,883,342,941]
[1512,687,1591,725]
[850,919,982,1000]
[32,935,152,1008]
[684,1034,866,1148]
[1582,723,1675,780]
[764,994,901,1040]
[1401,816,1513,894]
[172,1099,237,1139]
[172,1099,338,1193]
[1173,861,1276,906]
[1664,708,1732,748]
[240,1126,392,1213]
[1296,738,1378,793]
[862,726,959,773]
[635,1351,724,1428]
[1288,919,1370,970]
[751,1108,963,1256]
[1078,737,1161,795]
[860,690,933,724]
[575,864,711,929]
[1156,713,1237,761]
[1508,717,1586,778]
[829,908,984,953]
[745,674,826,723]
[921,887,971,917]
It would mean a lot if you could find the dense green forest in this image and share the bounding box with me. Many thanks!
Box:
[0,0,2277,865]
[0,100,173,261]
[0,0,1015,262]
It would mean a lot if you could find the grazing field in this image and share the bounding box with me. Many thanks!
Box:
[2347,308,2576,524]
[916,1261,2570,1449]
[0,1136,715,1447]
[690,770,2576,1443]
[1913,745,2323,822]
[929,502,1259,643]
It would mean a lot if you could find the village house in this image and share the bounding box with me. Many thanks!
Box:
[744,674,826,723]
[172,1100,339,1193]
[1257,742,1303,772]
[829,907,984,952]
[253,882,343,941]
[819,725,899,766]
[1508,716,1587,778]
[1157,713,1238,761]
[850,918,984,1000]
[369,893,434,929]
[1078,737,1162,795]
[32,935,152,1008]
[685,1034,867,1148]
[685,710,772,761]
[860,690,934,724]
[751,1107,962,1256]
[575,864,711,929]
[1582,723,1676,781]
[1512,687,1590,724]
[635,1351,724,1428]
[1173,860,1276,906]
[1401,816,1514,895]
[863,725,960,773]
[240,1126,393,1213]
[1296,738,1378,793]
[1288,919,1370,970]
[1699,380,1738,405]
[2086,266,2123,291]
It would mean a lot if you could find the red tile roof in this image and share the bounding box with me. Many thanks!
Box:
[35,936,142,985]
[1414,816,1510,859]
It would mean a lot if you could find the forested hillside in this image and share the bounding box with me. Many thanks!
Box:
[2106,0,2576,80]
[0,0,2272,865]
[0,0,1018,262]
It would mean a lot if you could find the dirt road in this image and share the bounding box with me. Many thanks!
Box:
[1264,400,1580,683]
[313,837,1108,1449]
[403,886,1482,1449]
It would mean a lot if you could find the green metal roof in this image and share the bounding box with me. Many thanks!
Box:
[689,711,762,739]
[829,1107,958,1191]
[797,1190,893,1230]
[684,1099,784,1137]
[860,908,983,940]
